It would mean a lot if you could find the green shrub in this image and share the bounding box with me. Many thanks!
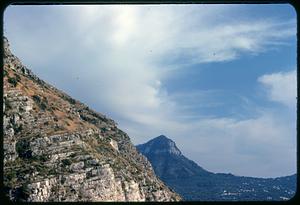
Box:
[14,124,23,134]
[8,77,18,87]
[5,100,12,110]
[5,170,17,181]
[16,139,32,158]
[68,97,76,104]
[32,95,48,111]
[32,95,41,103]
[20,183,30,198]
[36,155,49,162]
[61,159,72,166]
[40,102,47,110]
[69,153,77,158]
[15,74,21,82]
[3,70,8,77]
[48,169,57,175]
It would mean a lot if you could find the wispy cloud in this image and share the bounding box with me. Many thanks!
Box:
[164,19,295,64]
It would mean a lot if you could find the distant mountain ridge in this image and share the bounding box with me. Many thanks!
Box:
[136,135,296,201]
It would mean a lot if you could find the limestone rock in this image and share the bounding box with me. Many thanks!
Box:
[3,36,181,202]
[109,139,119,151]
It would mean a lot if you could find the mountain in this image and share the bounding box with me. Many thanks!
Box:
[136,135,296,201]
[2,37,181,202]
[137,135,211,181]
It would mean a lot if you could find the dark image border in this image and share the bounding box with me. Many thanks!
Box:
[0,0,298,204]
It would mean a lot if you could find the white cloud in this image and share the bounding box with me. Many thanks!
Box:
[5,5,295,121]
[258,70,296,107]
[163,112,296,177]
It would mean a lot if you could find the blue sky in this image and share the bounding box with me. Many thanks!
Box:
[4,4,297,178]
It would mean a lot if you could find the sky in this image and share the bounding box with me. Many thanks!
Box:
[4,4,297,178]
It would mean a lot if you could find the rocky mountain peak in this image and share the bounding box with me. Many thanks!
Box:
[137,135,182,156]
[155,135,171,141]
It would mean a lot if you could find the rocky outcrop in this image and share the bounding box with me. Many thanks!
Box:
[137,135,182,156]
[3,37,181,202]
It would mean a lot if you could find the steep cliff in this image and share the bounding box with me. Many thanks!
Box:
[2,37,181,202]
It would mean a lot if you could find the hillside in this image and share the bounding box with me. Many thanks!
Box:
[2,37,181,202]
[137,135,296,201]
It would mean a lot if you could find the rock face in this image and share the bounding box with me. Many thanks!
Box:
[138,135,182,156]
[137,135,297,201]
[2,37,181,202]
